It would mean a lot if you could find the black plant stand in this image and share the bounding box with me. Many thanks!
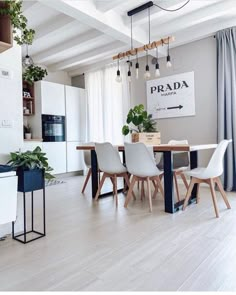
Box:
[12,169,46,244]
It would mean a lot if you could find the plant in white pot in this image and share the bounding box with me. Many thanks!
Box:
[122,104,161,145]
[24,123,31,139]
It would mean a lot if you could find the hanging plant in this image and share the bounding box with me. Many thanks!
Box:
[0,0,35,45]
[23,65,48,85]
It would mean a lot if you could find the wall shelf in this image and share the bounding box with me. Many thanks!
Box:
[0,3,13,53]
[23,81,35,116]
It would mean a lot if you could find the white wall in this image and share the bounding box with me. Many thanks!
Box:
[44,69,71,86]
[0,44,23,237]
[130,37,217,165]
[0,45,23,163]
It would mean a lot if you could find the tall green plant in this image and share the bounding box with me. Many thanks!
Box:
[7,146,54,180]
[122,104,157,136]
[0,0,35,45]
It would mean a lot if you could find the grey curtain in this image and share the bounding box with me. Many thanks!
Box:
[216,27,236,191]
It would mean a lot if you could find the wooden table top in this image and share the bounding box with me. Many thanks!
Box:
[76,144,217,152]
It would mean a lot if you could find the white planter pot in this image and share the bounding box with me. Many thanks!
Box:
[25,133,32,140]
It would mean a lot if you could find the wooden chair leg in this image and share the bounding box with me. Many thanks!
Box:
[141,181,145,200]
[156,176,164,199]
[174,172,180,202]
[180,173,189,190]
[215,177,231,209]
[209,178,220,218]
[152,180,158,199]
[114,175,118,207]
[183,178,195,210]
[110,177,115,195]
[95,173,107,201]
[196,183,200,203]
[124,174,136,200]
[81,168,91,193]
[152,180,157,192]
[124,176,136,208]
[147,177,152,212]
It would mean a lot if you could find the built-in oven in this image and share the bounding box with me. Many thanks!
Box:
[42,114,65,142]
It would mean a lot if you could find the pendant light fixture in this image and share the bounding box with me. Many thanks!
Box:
[22,44,34,68]
[127,57,132,83]
[135,50,139,79]
[155,46,160,77]
[113,1,190,81]
[144,50,151,80]
[166,37,172,68]
[115,57,122,83]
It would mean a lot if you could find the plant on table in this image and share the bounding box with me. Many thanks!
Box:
[7,146,54,180]
[122,104,157,136]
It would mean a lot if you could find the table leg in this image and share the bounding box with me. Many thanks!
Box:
[190,150,198,201]
[163,151,175,213]
[91,150,98,198]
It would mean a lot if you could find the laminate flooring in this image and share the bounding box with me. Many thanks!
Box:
[0,175,236,291]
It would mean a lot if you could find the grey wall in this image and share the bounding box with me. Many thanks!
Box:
[130,37,217,165]
[72,74,85,89]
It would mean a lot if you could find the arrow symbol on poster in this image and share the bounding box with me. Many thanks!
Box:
[167,105,183,110]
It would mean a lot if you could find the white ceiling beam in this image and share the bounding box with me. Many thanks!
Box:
[96,0,126,13]
[34,15,75,41]
[22,1,37,13]
[152,0,236,37]
[171,17,236,48]
[33,29,104,64]
[48,41,126,71]
[23,2,44,18]
[38,0,165,56]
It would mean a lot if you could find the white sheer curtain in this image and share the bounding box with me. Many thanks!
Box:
[85,64,130,145]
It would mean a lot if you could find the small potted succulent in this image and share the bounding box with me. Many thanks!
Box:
[122,104,161,145]
[7,146,54,192]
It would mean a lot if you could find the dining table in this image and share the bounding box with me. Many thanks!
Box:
[76,143,217,214]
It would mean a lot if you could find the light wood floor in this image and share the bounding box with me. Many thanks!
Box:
[0,175,236,291]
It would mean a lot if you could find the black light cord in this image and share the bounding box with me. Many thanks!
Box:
[153,0,190,12]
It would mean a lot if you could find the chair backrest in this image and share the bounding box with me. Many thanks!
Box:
[95,142,126,174]
[124,142,160,177]
[204,139,232,177]
[157,139,189,169]
[84,150,91,167]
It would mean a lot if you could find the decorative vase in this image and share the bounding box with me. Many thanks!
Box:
[25,133,32,140]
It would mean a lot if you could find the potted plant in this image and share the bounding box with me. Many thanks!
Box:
[23,65,48,85]
[122,104,161,145]
[0,0,35,46]
[7,146,54,193]
[24,123,31,139]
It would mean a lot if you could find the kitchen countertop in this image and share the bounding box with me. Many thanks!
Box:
[24,139,43,142]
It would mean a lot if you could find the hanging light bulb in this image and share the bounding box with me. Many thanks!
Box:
[115,58,122,83]
[166,37,172,68]
[127,57,132,83]
[22,44,34,68]
[144,50,151,80]
[155,47,160,78]
[128,69,132,83]
[135,50,139,79]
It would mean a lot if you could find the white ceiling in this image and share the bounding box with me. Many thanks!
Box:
[22,0,236,77]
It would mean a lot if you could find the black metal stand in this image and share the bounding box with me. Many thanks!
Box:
[12,187,46,244]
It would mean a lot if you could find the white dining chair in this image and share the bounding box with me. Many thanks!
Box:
[183,139,232,218]
[157,139,189,202]
[95,142,134,206]
[124,142,164,212]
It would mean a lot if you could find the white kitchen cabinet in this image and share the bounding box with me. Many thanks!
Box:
[40,81,65,116]
[0,172,18,225]
[42,142,67,174]
[22,141,43,152]
[65,86,87,142]
[66,142,84,173]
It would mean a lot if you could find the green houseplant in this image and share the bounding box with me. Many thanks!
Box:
[23,65,48,85]
[0,0,35,45]
[122,104,157,135]
[8,146,54,184]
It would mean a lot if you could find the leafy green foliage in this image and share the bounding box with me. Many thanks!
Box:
[7,146,54,180]
[122,104,157,136]
[23,65,48,85]
[0,0,35,45]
